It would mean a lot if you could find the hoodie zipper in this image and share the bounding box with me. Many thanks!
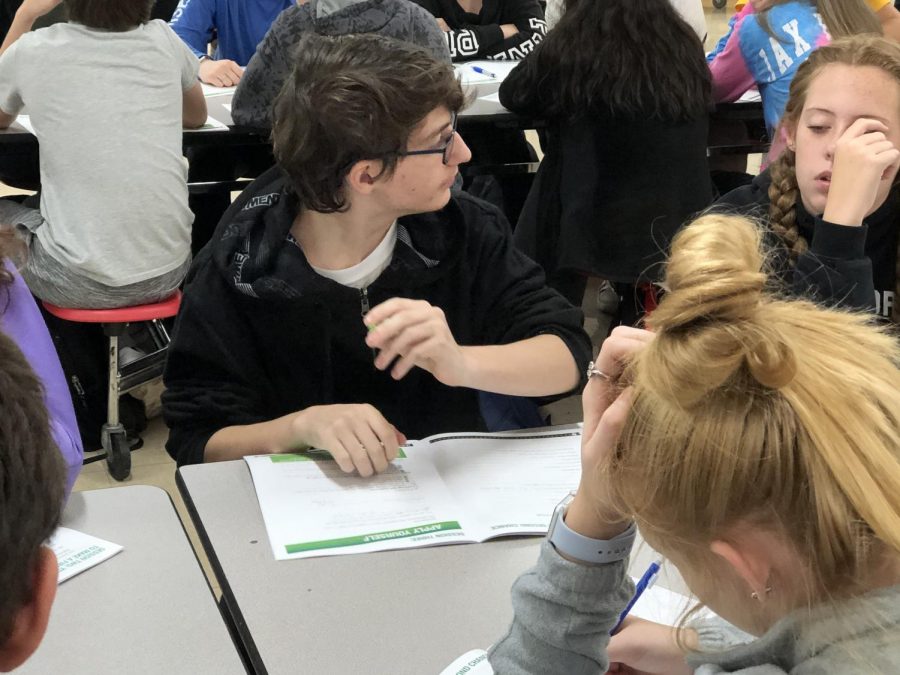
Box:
[360,287,377,360]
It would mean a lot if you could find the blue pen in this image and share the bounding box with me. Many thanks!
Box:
[610,560,661,635]
[471,65,497,78]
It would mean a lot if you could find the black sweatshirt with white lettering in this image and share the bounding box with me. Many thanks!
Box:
[411,0,546,61]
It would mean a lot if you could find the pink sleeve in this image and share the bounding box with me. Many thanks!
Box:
[708,14,756,103]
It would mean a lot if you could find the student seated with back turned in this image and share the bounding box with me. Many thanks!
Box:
[232,0,450,131]
[0,331,66,673]
[488,213,900,674]
[0,0,206,310]
[162,34,591,474]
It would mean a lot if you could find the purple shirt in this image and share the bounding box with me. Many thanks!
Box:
[1,261,83,498]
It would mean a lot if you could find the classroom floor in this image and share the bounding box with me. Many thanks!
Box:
[1,8,741,592]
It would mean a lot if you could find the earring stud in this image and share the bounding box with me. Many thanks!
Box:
[751,586,773,600]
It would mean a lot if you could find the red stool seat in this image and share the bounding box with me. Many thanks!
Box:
[42,291,182,324]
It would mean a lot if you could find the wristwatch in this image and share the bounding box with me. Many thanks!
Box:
[547,492,636,564]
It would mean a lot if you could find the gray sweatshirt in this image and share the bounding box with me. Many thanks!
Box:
[489,542,900,674]
[232,0,450,130]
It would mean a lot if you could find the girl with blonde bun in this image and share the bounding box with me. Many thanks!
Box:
[488,211,900,673]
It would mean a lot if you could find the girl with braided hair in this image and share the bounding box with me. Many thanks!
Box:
[716,35,900,323]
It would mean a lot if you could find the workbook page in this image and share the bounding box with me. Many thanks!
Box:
[408,430,582,542]
[245,453,472,560]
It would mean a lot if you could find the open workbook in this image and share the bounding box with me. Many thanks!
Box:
[245,428,582,561]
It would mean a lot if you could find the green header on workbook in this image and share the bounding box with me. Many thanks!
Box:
[284,521,462,554]
[271,448,407,463]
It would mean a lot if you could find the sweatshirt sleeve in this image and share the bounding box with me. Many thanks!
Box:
[161,258,272,466]
[708,12,755,103]
[169,0,215,59]
[793,219,875,312]
[468,199,592,393]
[415,0,546,61]
[481,0,546,61]
[1,263,83,499]
[498,47,547,118]
[706,4,752,63]
[488,542,634,674]
[232,9,300,130]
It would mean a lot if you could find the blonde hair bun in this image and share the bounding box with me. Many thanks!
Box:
[642,214,797,407]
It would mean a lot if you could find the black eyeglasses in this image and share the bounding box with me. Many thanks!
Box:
[395,113,458,165]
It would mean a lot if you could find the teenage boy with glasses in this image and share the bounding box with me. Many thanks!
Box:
[162,33,591,475]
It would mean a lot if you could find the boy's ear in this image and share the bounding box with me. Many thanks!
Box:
[345,159,385,196]
[0,547,58,672]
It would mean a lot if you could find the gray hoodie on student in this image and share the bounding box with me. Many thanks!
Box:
[232,0,450,130]
[488,542,900,674]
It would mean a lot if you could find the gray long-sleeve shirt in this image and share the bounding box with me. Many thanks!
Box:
[232,0,450,130]
[489,542,900,673]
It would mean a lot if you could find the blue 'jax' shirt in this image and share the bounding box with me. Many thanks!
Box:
[170,0,294,65]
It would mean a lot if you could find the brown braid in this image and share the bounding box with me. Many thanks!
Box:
[767,148,808,265]
[894,233,899,323]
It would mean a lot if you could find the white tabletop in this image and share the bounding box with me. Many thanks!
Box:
[178,456,689,675]
[19,485,246,675]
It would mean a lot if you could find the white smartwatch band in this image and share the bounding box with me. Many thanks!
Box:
[547,493,636,564]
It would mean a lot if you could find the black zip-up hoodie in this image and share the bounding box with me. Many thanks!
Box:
[162,167,591,466]
[715,169,899,321]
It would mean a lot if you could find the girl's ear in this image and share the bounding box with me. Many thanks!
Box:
[782,120,798,153]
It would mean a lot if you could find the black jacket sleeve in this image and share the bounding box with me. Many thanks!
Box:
[161,257,273,466]
[416,0,546,61]
[480,0,546,60]
[713,185,876,312]
[794,218,875,311]
[464,197,592,394]
[498,45,547,117]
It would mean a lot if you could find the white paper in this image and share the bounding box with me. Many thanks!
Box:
[439,650,494,675]
[201,83,237,97]
[411,430,581,540]
[49,527,123,583]
[246,430,582,560]
[223,104,232,112]
[196,116,229,131]
[629,579,693,625]
[14,114,34,135]
[246,453,470,560]
[477,92,502,104]
[737,88,762,103]
[454,60,520,85]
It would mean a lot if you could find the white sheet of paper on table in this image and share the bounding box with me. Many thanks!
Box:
[737,88,762,103]
[454,60,520,85]
[49,527,124,584]
[201,83,237,97]
[14,114,34,134]
[197,116,229,131]
[477,92,502,104]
